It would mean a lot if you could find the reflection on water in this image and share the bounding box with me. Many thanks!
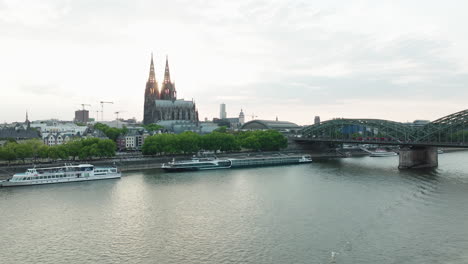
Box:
[1,152,468,264]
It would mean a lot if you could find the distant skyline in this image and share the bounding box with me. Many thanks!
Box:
[1,0,468,125]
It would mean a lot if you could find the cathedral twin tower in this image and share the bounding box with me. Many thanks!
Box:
[143,54,198,125]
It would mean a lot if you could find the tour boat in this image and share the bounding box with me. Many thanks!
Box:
[162,155,313,172]
[0,164,121,187]
[369,149,398,157]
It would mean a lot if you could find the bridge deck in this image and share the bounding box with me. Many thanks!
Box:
[294,138,468,148]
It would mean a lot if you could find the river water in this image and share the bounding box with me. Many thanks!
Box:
[1,152,468,264]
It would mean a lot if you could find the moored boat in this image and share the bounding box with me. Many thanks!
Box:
[0,164,121,187]
[162,158,232,171]
[161,155,312,172]
[369,149,398,157]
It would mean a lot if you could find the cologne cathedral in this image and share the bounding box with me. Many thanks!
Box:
[143,54,199,125]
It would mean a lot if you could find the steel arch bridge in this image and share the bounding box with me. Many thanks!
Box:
[298,109,468,148]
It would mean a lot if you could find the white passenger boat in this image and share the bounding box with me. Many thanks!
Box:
[0,164,121,187]
[369,149,398,157]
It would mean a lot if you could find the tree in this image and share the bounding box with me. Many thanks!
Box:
[64,140,83,160]
[144,124,164,132]
[177,131,200,154]
[38,145,49,160]
[240,135,261,151]
[13,142,33,163]
[48,146,67,161]
[0,144,16,164]
[237,130,287,151]
[24,139,46,162]
[93,123,127,142]
[142,136,161,155]
[97,139,116,157]
[214,126,228,133]
[201,132,239,152]
[142,134,179,155]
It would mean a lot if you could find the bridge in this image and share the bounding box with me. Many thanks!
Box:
[297,109,468,168]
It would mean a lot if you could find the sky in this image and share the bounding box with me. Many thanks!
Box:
[1,0,468,125]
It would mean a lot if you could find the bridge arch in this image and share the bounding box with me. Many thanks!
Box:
[413,109,468,143]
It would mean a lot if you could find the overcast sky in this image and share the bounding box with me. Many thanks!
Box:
[1,0,468,125]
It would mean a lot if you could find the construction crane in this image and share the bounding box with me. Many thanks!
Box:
[79,104,91,123]
[100,101,113,121]
[80,104,91,111]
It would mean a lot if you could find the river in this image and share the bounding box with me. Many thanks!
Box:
[1,152,468,264]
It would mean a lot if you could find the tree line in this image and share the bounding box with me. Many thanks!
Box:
[0,129,288,163]
[142,130,288,155]
[0,138,116,164]
[93,123,128,141]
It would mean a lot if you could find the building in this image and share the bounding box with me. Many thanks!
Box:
[314,116,320,125]
[0,112,41,142]
[239,109,245,125]
[75,110,89,123]
[213,109,246,129]
[30,120,88,135]
[220,103,227,119]
[156,120,199,134]
[116,128,151,150]
[198,121,220,134]
[43,132,78,146]
[241,120,301,132]
[143,54,198,125]
[0,127,41,142]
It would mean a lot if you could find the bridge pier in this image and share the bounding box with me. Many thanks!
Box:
[398,146,438,169]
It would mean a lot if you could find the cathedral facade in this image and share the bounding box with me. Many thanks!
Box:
[143,54,199,125]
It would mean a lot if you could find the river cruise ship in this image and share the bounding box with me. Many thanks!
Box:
[162,155,312,172]
[0,164,121,187]
[162,158,232,171]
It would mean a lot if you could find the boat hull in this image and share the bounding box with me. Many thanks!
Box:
[1,173,121,187]
[369,152,398,157]
[162,166,231,172]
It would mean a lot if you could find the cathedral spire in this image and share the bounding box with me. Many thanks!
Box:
[163,55,171,84]
[144,53,160,124]
[148,53,156,82]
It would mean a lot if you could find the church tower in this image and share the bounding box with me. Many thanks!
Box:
[25,111,31,129]
[160,55,177,101]
[143,53,159,125]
